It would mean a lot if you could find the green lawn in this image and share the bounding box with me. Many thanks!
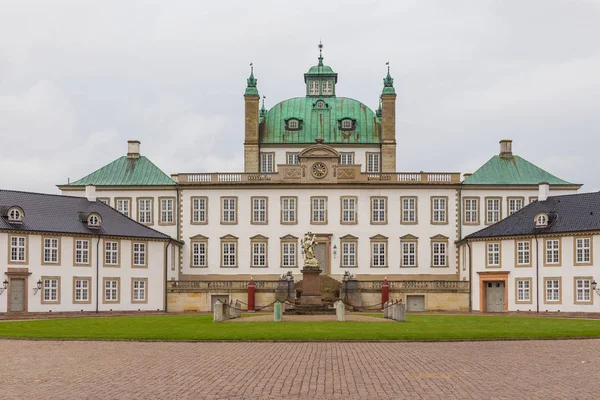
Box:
[0,314,598,341]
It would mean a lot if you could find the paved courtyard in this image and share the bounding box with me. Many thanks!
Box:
[1,339,599,399]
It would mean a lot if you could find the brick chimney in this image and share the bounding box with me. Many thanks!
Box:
[499,140,513,158]
[127,140,141,159]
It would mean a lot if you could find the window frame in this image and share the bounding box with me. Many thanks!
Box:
[485,241,501,268]
[322,80,334,95]
[400,235,418,268]
[190,196,208,225]
[507,197,524,216]
[158,196,176,226]
[370,196,388,225]
[370,235,388,268]
[73,238,91,267]
[250,196,268,225]
[515,278,533,304]
[132,241,148,268]
[280,196,298,225]
[543,238,562,267]
[97,197,110,206]
[430,196,448,225]
[485,197,502,225]
[220,235,238,268]
[339,152,355,165]
[220,197,238,225]
[366,152,380,173]
[132,278,149,304]
[102,277,120,304]
[41,236,61,266]
[310,196,328,225]
[285,152,300,165]
[308,81,320,96]
[8,234,27,264]
[73,276,92,304]
[103,239,120,268]
[574,236,593,266]
[250,235,268,268]
[136,197,154,225]
[340,235,358,268]
[280,235,299,268]
[431,236,449,268]
[514,239,532,267]
[260,152,275,173]
[286,118,302,130]
[190,237,208,268]
[462,197,480,225]
[41,276,60,304]
[340,196,358,225]
[574,277,593,305]
[543,277,561,304]
[114,197,132,218]
[400,196,418,225]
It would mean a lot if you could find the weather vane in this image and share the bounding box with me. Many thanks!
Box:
[386,61,390,73]
[250,62,253,74]
[318,41,323,57]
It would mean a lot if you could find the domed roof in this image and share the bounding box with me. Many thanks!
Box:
[260,97,379,145]
[306,63,336,75]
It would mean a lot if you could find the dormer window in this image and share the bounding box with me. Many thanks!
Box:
[339,118,356,131]
[87,213,101,227]
[8,207,24,223]
[309,81,319,96]
[322,80,333,95]
[535,213,548,228]
[286,118,302,131]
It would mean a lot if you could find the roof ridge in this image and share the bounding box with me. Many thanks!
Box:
[94,200,171,239]
[0,188,93,201]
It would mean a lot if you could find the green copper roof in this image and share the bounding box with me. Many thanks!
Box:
[382,67,395,95]
[463,155,577,186]
[260,97,379,144]
[245,65,258,96]
[67,156,175,186]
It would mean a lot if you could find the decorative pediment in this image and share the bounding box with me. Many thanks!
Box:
[430,234,449,240]
[190,234,209,241]
[400,234,419,241]
[250,234,269,240]
[280,234,298,240]
[220,234,239,240]
[370,234,389,240]
[340,234,358,240]
[298,144,341,159]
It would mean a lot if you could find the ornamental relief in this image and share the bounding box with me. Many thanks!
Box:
[337,168,355,179]
[283,168,302,179]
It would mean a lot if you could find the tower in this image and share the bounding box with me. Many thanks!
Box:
[244,64,260,172]
[380,64,397,172]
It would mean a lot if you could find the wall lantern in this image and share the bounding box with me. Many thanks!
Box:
[593,280,600,296]
[333,245,338,259]
[33,279,42,295]
[0,280,8,295]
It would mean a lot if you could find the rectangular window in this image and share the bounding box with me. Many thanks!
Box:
[251,197,267,224]
[97,198,109,205]
[401,242,417,267]
[138,198,153,224]
[104,241,119,266]
[432,242,447,267]
[341,241,357,267]
[575,237,591,264]
[309,81,319,95]
[10,236,26,262]
[341,197,357,224]
[74,278,90,303]
[575,278,591,303]
[43,238,59,264]
[43,278,59,303]
[486,243,500,267]
[339,153,354,165]
[261,153,274,173]
[322,80,333,95]
[192,242,207,267]
[132,279,146,302]
[133,243,146,267]
[221,197,237,224]
[104,279,119,302]
[371,197,387,224]
[545,279,560,302]
[463,198,479,224]
[366,153,380,173]
[508,198,523,216]
[545,239,560,265]
[281,197,297,224]
[486,198,501,224]
[252,242,267,267]
[222,242,237,267]
[282,242,297,267]
[75,239,90,265]
[191,197,207,224]
[115,198,131,217]
[516,279,531,302]
[516,241,531,266]
[311,197,327,224]
[431,197,447,224]
[401,197,417,224]
[160,198,175,224]
[372,242,386,267]
[286,153,300,165]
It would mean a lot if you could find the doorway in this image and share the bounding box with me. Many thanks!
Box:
[9,279,25,312]
[485,281,505,312]
[314,234,332,275]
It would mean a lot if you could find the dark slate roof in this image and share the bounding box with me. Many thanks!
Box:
[0,189,171,240]
[465,191,600,239]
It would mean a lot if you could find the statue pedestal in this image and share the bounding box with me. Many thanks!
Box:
[300,266,322,305]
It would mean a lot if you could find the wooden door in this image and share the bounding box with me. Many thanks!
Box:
[485,281,505,312]
[314,243,327,273]
[10,279,25,312]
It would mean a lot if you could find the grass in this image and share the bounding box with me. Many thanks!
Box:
[0,314,599,341]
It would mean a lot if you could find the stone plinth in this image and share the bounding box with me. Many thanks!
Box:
[300,266,322,305]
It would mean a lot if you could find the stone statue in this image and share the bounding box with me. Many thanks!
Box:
[301,232,320,267]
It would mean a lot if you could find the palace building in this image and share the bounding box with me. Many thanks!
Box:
[2,48,587,314]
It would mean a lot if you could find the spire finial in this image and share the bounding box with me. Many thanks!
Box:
[386,61,390,74]
[250,62,254,75]
[318,41,324,66]
[245,62,258,95]
[382,62,395,95]
[259,95,267,117]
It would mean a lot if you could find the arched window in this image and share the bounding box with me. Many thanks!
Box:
[8,208,22,222]
[88,214,101,227]
[535,213,548,228]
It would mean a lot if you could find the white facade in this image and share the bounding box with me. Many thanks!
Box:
[0,231,178,313]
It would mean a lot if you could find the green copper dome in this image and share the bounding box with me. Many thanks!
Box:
[260,97,379,144]
[306,62,336,75]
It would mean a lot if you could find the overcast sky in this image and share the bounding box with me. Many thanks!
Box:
[1,0,599,193]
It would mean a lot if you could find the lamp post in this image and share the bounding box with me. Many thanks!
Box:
[33,279,42,295]
[0,280,8,295]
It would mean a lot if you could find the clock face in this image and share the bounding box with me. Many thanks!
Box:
[312,162,327,178]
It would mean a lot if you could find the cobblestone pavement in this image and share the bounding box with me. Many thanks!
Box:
[2,339,599,399]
